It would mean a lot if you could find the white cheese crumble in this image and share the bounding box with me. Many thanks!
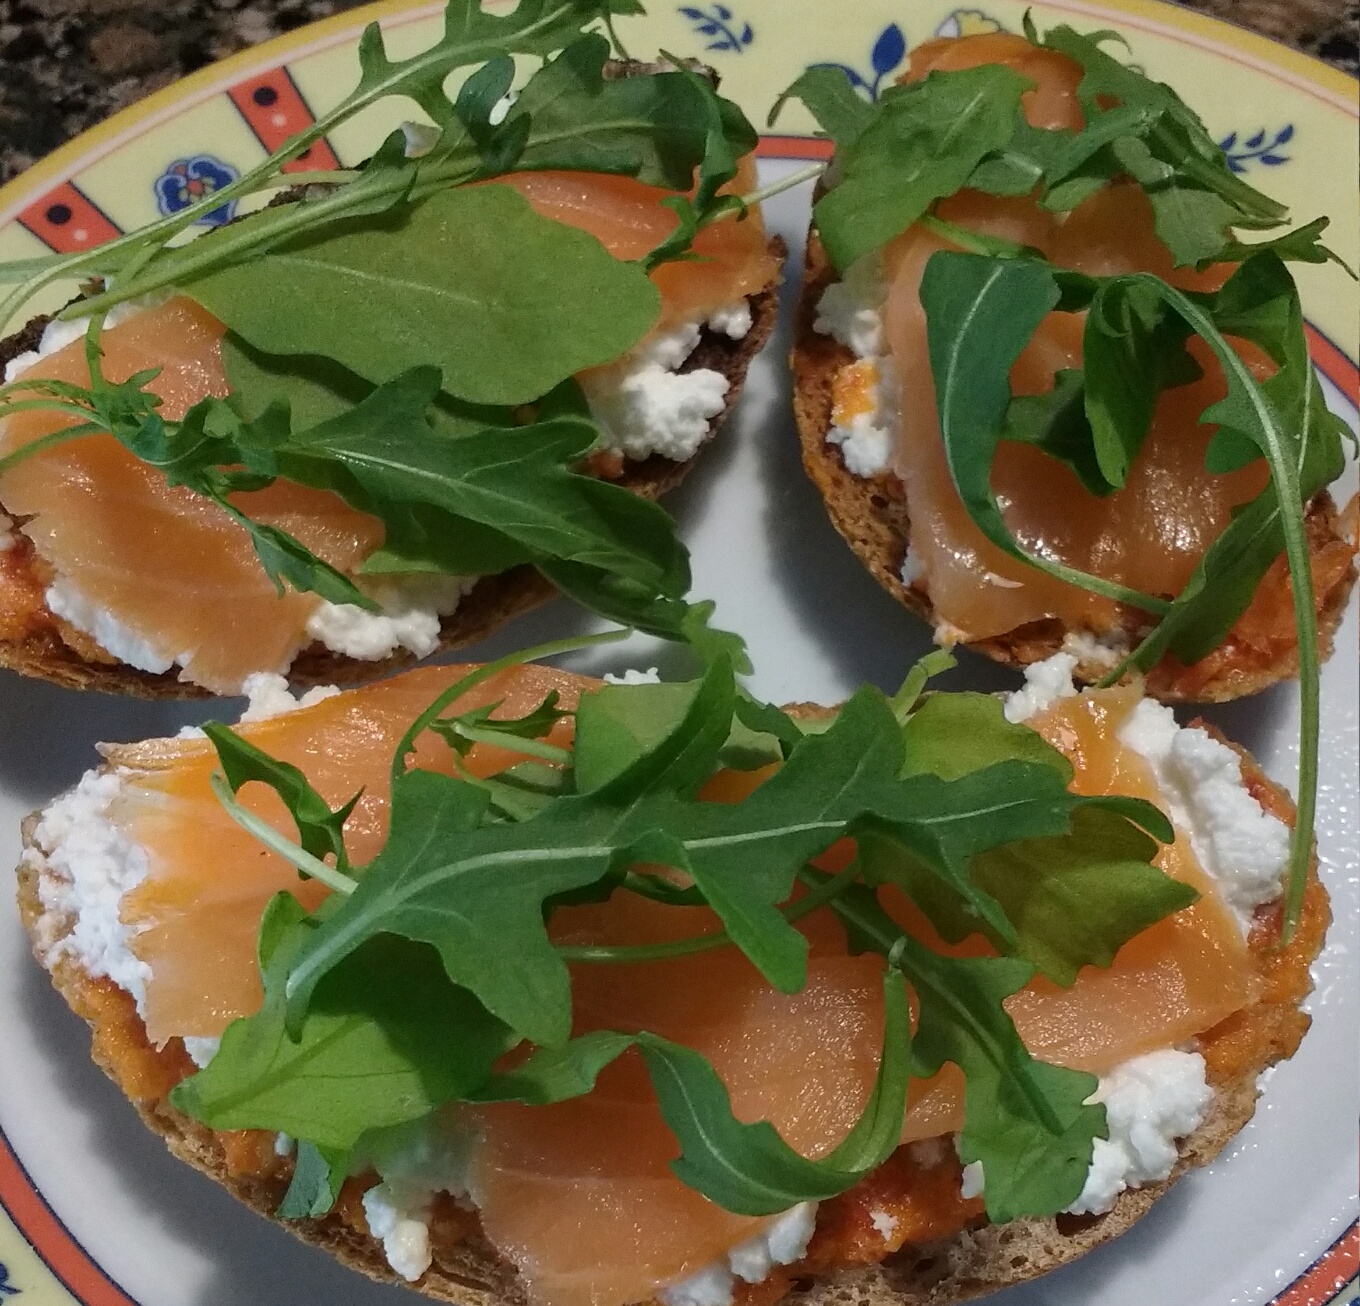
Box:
[659,1203,818,1306]
[46,575,182,675]
[814,253,886,358]
[812,254,899,478]
[869,1209,899,1242]
[1064,1049,1213,1216]
[1118,697,1290,932]
[1061,629,1130,672]
[1003,651,1079,723]
[899,546,925,588]
[26,770,152,1010]
[959,1161,985,1200]
[826,357,899,478]
[363,1183,432,1283]
[237,672,341,723]
[183,1036,220,1068]
[603,667,661,685]
[305,572,478,662]
[707,302,753,340]
[353,1109,479,1284]
[274,1132,295,1158]
[581,302,751,463]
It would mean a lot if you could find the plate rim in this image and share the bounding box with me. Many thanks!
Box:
[0,0,1355,1303]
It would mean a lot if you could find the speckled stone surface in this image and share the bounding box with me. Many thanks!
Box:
[0,0,1355,184]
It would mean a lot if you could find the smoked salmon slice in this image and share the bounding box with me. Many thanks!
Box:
[0,168,774,691]
[94,667,1256,1306]
[876,36,1283,645]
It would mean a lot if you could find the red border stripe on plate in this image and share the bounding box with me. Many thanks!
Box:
[228,68,341,173]
[16,182,121,254]
[757,136,834,160]
[1271,1224,1359,1306]
[1306,325,1360,407]
[0,1129,139,1305]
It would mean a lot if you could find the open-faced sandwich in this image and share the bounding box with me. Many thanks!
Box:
[19,636,1328,1306]
[780,22,1357,705]
[0,0,781,698]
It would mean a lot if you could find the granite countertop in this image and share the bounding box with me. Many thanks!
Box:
[0,0,1356,184]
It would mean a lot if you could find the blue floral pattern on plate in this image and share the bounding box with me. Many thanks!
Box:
[677,4,754,53]
[813,22,905,100]
[0,1261,18,1296]
[1219,125,1294,172]
[153,155,238,225]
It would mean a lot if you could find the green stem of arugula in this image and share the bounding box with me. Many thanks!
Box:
[889,649,956,722]
[740,162,826,209]
[391,628,633,787]
[557,859,863,963]
[0,424,102,476]
[919,213,1030,259]
[1094,277,1318,940]
[208,772,358,896]
[444,721,573,766]
[3,1,602,324]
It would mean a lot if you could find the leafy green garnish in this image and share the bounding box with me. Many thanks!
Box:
[0,0,762,668]
[820,877,1104,1222]
[171,894,513,1149]
[785,20,1351,938]
[172,647,1206,1229]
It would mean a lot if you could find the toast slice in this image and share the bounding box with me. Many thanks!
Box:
[791,232,1357,704]
[15,701,1328,1306]
[0,254,781,699]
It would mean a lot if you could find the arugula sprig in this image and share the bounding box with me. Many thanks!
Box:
[0,0,765,664]
[780,21,1350,938]
[173,649,1198,1225]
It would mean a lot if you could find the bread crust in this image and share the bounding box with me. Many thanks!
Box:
[15,712,1328,1306]
[0,243,783,700]
[790,231,1357,704]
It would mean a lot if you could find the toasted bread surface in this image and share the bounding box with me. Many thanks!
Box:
[16,709,1328,1306]
[791,232,1357,704]
[0,250,782,699]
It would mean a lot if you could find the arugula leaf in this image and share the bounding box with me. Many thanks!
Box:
[503,34,737,187]
[768,65,875,151]
[1035,25,1286,264]
[204,722,361,874]
[823,880,1105,1222]
[1207,216,1353,276]
[899,692,1072,782]
[430,690,570,761]
[1081,277,1198,490]
[811,66,1032,272]
[278,1140,350,1218]
[573,657,735,799]
[997,369,1110,497]
[171,894,512,1148]
[919,250,1166,614]
[182,185,661,407]
[474,968,912,1217]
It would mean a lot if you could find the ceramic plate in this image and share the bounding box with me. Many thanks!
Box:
[0,1,1355,1303]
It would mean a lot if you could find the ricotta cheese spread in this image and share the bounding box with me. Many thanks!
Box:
[659,1203,819,1306]
[812,254,898,479]
[1002,651,1080,724]
[581,302,750,463]
[1064,1049,1213,1216]
[303,572,479,663]
[1118,696,1290,933]
[353,1109,479,1283]
[25,769,152,1011]
[954,1048,1213,1218]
